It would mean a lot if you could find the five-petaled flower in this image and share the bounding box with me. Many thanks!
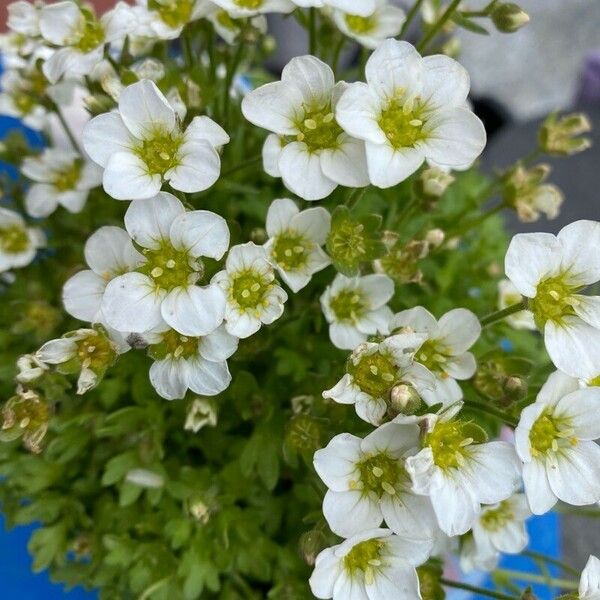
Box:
[83,79,229,200]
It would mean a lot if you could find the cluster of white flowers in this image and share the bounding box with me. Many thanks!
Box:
[3,1,600,597]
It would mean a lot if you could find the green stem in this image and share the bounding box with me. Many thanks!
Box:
[50,102,81,153]
[223,41,245,125]
[495,569,579,590]
[480,300,527,327]
[309,8,317,55]
[181,28,193,70]
[332,35,346,75]
[523,550,580,577]
[138,577,169,600]
[345,187,367,209]
[440,578,516,600]
[394,193,420,228]
[446,198,504,238]
[460,9,489,17]
[463,398,518,428]
[399,0,426,38]
[417,0,462,52]
[221,154,262,178]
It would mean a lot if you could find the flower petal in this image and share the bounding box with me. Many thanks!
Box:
[366,142,424,188]
[199,325,238,362]
[166,140,221,193]
[322,490,383,537]
[102,272,166,333]
[557,220,600,286]
[103,151,162,200]
[437,308,481,354]
[118,79,176,139]
[82,112,133,167]
[336,82,387,145]
[281,55,334,107]
[161,284,226,336]
[186,357,231,396]
[124,192,185,249]
[290,206,331,245]
[320,135,370,188]
[522,459,556,515]
[185,115,230,147]
[313,432,361,491]
[149,358,188,400]
[266,198,299,237]
[62,270,106,322]
[169,210,230,260]
[84,225,144,277]
[421,54,470,108]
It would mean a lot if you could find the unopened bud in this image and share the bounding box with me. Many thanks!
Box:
[425,228,445,249]
[286,414,322,452]
[418,167,455,199]
[84,93,117,116]
[539,112,592,156]
[189,499,210,524]
[491,3,530,33]
[389,384,422,415]
[299,527,327,566]
[250,227,267,244]
[184,398,217,433]
[417,565,445,600]
[503,375,527,401]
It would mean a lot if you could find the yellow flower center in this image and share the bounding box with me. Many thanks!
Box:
[74,12,105,53]
[149,329,199,361]
[52,160,82,192]
[529,410,576,457]
[344,539,386,584]
[0,225,29,254]
[345,14,376,34]
[416,339,451,376]
[134,129,183,177]
[348,351,397,398]
[424,420,485,470]
[138,242,202,291]
[379,95,429,150]
[292,104,344,153]
[355,452,407,497]
[271,230,312,271]
[230,268,274,310]
[234,0,264,8]
[329,288,367,323]
[480,500,514,532]
[149,0,194,28]
[528,275,578,328]
[75,331,117,371]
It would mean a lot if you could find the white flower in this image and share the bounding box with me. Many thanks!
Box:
[101,192,229,336]
[39,1,131,83]
[321,274,394,350]
[336,39,486,188]
[497,279,535,330]
[210,0,295,17]
[309,528,432,600]
[579,555,600,600]
[514,370,600,515]
[460,494,530,573]
[242,55,369,200]
[0,208,44,273]
[125,468,164,488]
[83,79,229,200]
[0,69,49,130]
[389,306,481,406]
[314,422,438,539]
[21,148,102,218]
[322,333,434,425]
[62,226,145,325]
[263,198,330,292]
[147,324,237,400]
[294,0,376,16]
[16,353,49,384]
[212,242,287,338]
[184,398,218,432]
[129,0,207,40]
[201,5,267,45]
[7,1,42,37]
[333,0,406,49]
[399,405,522,536]
[36,327,126,394]
[505,220,600,379]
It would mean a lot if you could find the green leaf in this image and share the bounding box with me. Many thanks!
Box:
[28,523,67,572]
[452,13,490,34]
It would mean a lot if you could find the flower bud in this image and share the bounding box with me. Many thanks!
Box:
[250,227,267,244]
[389,384,422,415]
[491,3,530,33]
[417,564,445,600]
[374,238,429,284]
[16,354,48,384]
[84,93,117,116]
[539,112,592,156]
[188,498,211,524]
[1,389,49,454]
[425,228,445,249]
[286,413,322,453]
[184,398,217,433]
[416,166,455,200]
[299,527,327,566]
[501,164,563,223]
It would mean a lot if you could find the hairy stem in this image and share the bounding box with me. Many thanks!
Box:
[417,0,462,52]
[440,578,517,600]
[463,398,518,428]
[399,0,426,38]
[480,300,528,327]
